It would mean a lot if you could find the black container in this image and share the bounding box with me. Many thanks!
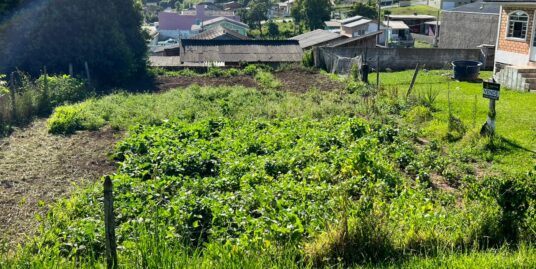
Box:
[451,60,483,81]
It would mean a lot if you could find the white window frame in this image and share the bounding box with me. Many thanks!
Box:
[506,10,529,41]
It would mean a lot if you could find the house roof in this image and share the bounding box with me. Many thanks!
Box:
[190,25,250,40]
[327,31,382,47]
[324,20,341,28]
[386,14,437,20]
[290,29,342,49]
[339,15,363,25]
[343,18,372,28]
[424,21,441,26]
[202,16,249,28]
[446,1,501,14]
[180,39,303,63]
[383,20,409,29]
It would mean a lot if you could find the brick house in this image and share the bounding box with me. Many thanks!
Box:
[487,0,536,91]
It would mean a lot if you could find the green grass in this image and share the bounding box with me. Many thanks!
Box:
[5,71,536,267]
[372,70,536,174]
[414,40,433,48]
[386,5,440,16]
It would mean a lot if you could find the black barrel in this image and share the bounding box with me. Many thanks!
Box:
[451,60,483,81]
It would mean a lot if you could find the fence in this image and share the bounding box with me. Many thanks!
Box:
[314,47,486,74]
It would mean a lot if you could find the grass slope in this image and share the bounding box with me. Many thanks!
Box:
[385,5,440,16]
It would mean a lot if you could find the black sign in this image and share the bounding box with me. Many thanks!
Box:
[483,82,500,100]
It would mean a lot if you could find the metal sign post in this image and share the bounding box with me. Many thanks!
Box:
[480,81,500,137]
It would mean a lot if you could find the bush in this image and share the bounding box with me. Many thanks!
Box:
[255,71,282,90]
[302,50,314,68]
[405,105,432,125]
[47,103,103,135]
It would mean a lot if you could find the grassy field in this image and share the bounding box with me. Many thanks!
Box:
[2,67,536,268]
[385,5,440,16]
[371,70,536,174]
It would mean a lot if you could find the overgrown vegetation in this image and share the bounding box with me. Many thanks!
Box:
[3,69,536,268]
[0,72,91,135]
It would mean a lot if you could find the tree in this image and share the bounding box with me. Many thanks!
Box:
[0,0,148,87]
[303,0,331,30]
[290,0,304,34]
[267,20,280,38]
[348,2,377,19]
[245,0,270,36]
[0,0,23,20]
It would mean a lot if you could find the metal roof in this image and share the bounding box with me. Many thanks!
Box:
[343,19,372,28]
[384,20,409,29]
[202,16,249,28]
[190,25,250,40]
[324,20,341,28]
[424,21,441,26]
[386,14,437,20]
[327,31,382,47]
[446,1,501,14]
[290,29,342,49]
[339,15,363,24]
[180,39,303,63]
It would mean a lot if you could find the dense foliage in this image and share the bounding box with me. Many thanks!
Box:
[0,0,147,87]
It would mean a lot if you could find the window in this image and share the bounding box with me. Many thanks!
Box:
[507,11,529,39]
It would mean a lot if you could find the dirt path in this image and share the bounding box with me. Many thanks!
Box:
[0,120,121,247]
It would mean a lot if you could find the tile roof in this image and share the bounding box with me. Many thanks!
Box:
[202,16,249,28]
[190,25,250,40]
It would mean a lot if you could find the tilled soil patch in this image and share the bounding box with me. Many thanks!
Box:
[0,120,121,247]
[156,75,258,91]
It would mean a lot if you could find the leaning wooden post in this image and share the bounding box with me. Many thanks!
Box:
[406,64,420,99]
[69,63,74,77]
[104,176,118,269]
[42,66,49,113]
[376,54,380,89]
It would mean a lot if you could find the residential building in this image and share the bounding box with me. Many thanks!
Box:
[158,4,240,39]
[383,21,414,48]
[290,29,346,49]
[190,25,250,40]
[485,0,536,92]
[385,14,437,34]
[440,1,500,48]
[201,17,249,36]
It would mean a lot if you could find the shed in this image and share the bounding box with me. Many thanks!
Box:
[180,39,303,66]
[327,31,382,48]
[439,1,500,49]
[385,14,436,34]
[290,29,345,49]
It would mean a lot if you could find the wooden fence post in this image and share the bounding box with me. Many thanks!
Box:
[104,176,118,269]
[406,64,420,99]
[69,63,74,77]
[42,66,49,114]
[9,72,16,123]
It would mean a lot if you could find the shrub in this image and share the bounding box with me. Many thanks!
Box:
[302,50,314,68]
[243,64,259,75]
[47,103,103,135]
[405,105,432,125]
[255,71,282,90]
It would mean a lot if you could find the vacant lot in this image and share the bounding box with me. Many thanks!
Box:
[2,68,535,268]
[0,120,120,246]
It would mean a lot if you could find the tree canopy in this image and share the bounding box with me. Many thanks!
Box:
[0,0,148,87]
[348,2,378,19]
[293,0,331,31]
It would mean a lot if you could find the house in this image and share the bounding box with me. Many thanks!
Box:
[278,0,294,17]
[158,4,240,39]
[190,25,250,40]
[424,21,440,37]
[222,1,242,11]
[327,31,383,48]
[385,14,436,34]
[440,1,500,48]
[484,0,536,92]
[180,39,303,66]
[324,20,342,33]
[201,16,249,36]
[383,21,414,48]
[290,29,346,50]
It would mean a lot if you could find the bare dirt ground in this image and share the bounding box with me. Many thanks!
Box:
[155,70,345,92]
[0,120,120,247]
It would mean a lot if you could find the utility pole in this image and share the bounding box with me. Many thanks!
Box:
[377,0,381,44]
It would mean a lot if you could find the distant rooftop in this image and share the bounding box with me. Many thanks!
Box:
[446,1,501,14]
[190,25,249,40]
[339,15,363,25]
[290,29,342,49]
[383,20,409,29]
[202,16,249,28]
[343,19,372,28]
[386,14,436,20]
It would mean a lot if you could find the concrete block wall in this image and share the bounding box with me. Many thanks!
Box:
[315,47,483,71]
